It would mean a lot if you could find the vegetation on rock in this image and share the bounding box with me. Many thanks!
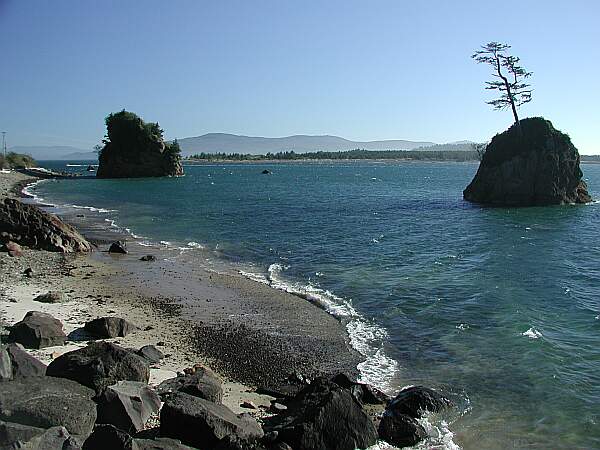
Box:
[97,110,183,178]
[0,152,36,169]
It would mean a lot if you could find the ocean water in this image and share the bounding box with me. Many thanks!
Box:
[31,160,600,449]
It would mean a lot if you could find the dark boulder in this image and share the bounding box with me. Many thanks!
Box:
[261,169,272,175]
[464,117,592,206]
[83,424,138,450]
[136,345,164,364]
[84,317,138,338]
[96,110,184,179]
[386,386,452,419]
[156,367,223,403]
[0,421,82,450]
[23,267,34,278]
[5,343,47,379]
[46,341,150,395]
[0,198,93,252]
[0,376,96,437]
[264,377,378,450]
[330,373,390,405]
[160,392,263,449]
[96,381,161,434]
[8,311,67,349]
[135,437,196,450]
[109,241,128,254]
[378,413,427,448]
[140,255,157,262]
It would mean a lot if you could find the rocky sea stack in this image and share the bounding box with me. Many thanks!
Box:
[464,117,591,206]
[97,110,184,178]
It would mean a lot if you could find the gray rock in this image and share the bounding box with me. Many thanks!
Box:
[156,367,223,403]
[134,437,196,450]
[264,377,378,450]
[8,311,67,349]
[97,381,161,433]
[0,420,45,449]
[84,317,138,338]
[0,347,11,381]
[0,199,92,253]
[0,376,96,438]
[108,241,128,254]
[136,345,164,364]
[83,424,138,450]
[18,426,82,450]
[160,392,263,449]
[464,117,592,206]
[5,343,47,379]
[46,341,150,395]
[33,291,67,304]
[378,413,427,448]
[386,386,452,419]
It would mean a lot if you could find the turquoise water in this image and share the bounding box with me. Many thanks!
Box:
[33,161,600,449]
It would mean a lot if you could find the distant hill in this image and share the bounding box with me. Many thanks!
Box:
[9,146,98,161]
[177,133,436,156]
[413,142,476,152]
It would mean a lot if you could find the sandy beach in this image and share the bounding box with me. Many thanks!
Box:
[0,170,362,419]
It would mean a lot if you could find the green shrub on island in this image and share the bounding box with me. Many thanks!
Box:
[96,110,183,178]
[0,152,36,169]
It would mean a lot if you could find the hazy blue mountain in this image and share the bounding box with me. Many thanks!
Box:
[9,146,98,160]
[177,133,436,156]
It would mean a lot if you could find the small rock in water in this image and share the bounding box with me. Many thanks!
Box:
[261,169,272,174]
[140,254,156,262]
[108,241,128,254]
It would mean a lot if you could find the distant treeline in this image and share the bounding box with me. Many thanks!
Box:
[581,155,600,162]
[187,148,479,162]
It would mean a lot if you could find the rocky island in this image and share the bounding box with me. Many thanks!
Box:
[97,110,184,179]
[464,117,592,206]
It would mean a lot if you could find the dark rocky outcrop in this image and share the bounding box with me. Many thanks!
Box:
[136,345,164,364]
[46,341,150,395]
[135,437,196,450]
[264,377,378,450]
[84,317,138,338]
[156,367,223,403]
[0,198,93,252]
[83,424,138,450]
[97,110,183,179]
[8,311,67,349]
[109,241,128,254]
[464,117,592,206]
[386,386,452,418]
[160,392,263,449]
[3,343,47,379]
[330,373,390,405]
[0,376,97,438]
[96,381,161,434]
[378,413,427,448]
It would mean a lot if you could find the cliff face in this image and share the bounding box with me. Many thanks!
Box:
[96,111,183,179]
[464,117,591,206]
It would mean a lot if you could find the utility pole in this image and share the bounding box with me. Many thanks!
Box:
[1,132,6,159]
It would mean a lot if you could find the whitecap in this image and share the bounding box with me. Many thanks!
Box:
[187,241,205,249]
[522,327,542,339]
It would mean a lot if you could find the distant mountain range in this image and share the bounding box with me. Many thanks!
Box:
[9,146,98,161]
[10,134,475,160]
[177,133,437,156]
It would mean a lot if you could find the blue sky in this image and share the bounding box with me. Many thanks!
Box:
[0,0,598,153]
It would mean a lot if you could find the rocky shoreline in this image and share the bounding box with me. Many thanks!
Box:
[0,171,453,449]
